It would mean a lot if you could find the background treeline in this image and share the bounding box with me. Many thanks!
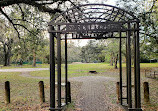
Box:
[0,0,157,67]
[0,36,157,67]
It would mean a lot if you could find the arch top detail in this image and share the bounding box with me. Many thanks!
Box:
[48,4,139,25]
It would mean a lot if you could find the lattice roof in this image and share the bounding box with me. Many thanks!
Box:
[48,4,139,39]
[49,4,139,25]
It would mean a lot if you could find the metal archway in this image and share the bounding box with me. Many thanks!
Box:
[48,4,142,111]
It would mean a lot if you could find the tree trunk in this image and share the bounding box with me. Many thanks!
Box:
[3,44,8,66]
[2,39,12,66]
[110,53,113,66]
[115,54,118,69]
[8,46,12,66]
[7,47,11,66]
[4,53,8,66]
[7,56,10,66]
[32,49,36,67]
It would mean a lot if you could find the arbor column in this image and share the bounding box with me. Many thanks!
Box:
[127,23,132,108]
[136,22,141,108]
[134,24,137,108]
[49,26,55,110]
[57,25,61,108]
[126,34,128,104]
[65,34,68,105]
[119,32,122,105]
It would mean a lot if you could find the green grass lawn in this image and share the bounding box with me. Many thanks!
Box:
[0,63,157,110]
[30,63,113,78]
[0,72,50,110]
[29,63,158,78]
[140,63,158,67]
[1,63,157,69]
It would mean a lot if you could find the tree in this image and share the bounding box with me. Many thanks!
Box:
[0,0,87,40]
[67,41,81,63]
[116,0,158,62]
[114,54,118,69]
[0,19,16,66]
[104,39,119,67]
[0,5,47,66]
[0,0,65,39]
[80,40,106,63]
[0,0,88,66]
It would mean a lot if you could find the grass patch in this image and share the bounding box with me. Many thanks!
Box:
[30,63,113,77]
[140,63,158,68]
[0,72,50,110]
[29,63,158,79]
[0,63,157,110]
[65,101,76,111]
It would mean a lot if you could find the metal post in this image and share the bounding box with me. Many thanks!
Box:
[49,26,55,110]
[65,34,68,105]
[127,23,132,108]
[67,81,71,103]
[126,34,128,104]
[119,31,123,105]
[39,81,45,103]
[143,82,150,103]
[57,25,61,108]
[116,82,120,103]
[5,81,10,104]
[136,22,141,109]
[134,24,137,108]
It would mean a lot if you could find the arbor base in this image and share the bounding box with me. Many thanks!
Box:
[128,108,142,111]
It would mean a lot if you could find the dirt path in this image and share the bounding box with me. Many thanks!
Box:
[69,76,124,111]
[0,68,50,79]
[0,68,49,72]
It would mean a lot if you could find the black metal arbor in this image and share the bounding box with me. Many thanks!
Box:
[48,4,142,111]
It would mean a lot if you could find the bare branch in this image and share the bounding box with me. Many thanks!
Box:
[12,19,32,24]
[0,0,74,41]
[145,0,157,14]
[0,8,21,39]
[0,0,63,14]
[0,0,40,7]
[12,19,41,29]
[149,0,156,12]
[27,1,62,14]
[17,4,25,20]
[0,8,38,40]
